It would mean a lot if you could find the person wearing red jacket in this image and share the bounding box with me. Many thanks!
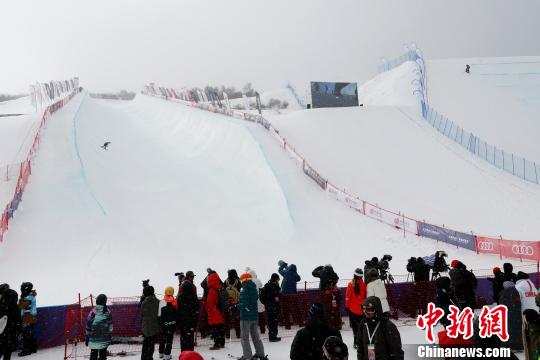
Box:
[205,272,225,350]
[345,268,366,349]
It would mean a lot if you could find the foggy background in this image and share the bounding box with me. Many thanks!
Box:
[1,0,539,94]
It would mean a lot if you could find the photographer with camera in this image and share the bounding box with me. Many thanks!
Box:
[278,260,303,329]
[366,255,394,284]
[312,264,342,330]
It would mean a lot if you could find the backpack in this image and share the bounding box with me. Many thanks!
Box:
[258,286,269,306]
[217,288,230,312]
[225,280,240,305]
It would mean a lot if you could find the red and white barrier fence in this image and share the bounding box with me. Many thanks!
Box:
[142,86,540,262]
[0,88,80,242]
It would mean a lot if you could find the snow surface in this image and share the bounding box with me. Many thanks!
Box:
[0,91,512,306]
[427,56,540,162]
[0,95,34,115]
[1,56,539,308]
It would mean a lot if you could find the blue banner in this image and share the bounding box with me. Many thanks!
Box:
[418,222,476,251]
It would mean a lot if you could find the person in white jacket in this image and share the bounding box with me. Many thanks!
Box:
[515,272,539,314]
[365,269,390,317]
[246,267,267,334]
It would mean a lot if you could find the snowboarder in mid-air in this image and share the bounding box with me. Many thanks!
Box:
[465,64,470,74]
[101,141,111,150]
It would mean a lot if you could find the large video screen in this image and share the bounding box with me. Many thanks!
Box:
[310,81,359,108]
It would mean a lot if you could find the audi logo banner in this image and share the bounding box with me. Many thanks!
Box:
[475,236,501,256]
[477,236,540,261]
[418,222,477,251]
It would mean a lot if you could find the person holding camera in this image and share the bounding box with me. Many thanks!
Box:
[278,260,303,329]
[85,294,112,360]
[178,271,199,352]
[158,287,178,360]
[345,268,366,349]
[140,285,160,360]
[312,264,342,330]
[365,269,390,318]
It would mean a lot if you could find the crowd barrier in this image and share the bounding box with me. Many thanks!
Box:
[0,87,79,243]
[142,87,540,263]
[58,266,537,358]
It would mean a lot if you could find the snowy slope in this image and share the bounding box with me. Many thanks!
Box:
[427,56,540,161]
[0,92,508,306]
[0,95,34,115]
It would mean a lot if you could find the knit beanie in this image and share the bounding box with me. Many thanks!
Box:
[493,267,501,274]
[450,259,459,268]
[96,294,107,306]
[309,303,325,317]
[240,273,252,283]
[354,268,363,278]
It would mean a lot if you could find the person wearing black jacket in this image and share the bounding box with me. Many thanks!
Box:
[449,260,478,309]
[312,265,342,330]
[487,267,505,304]
[412,257,432,316]
[261,274,281,342]
[0,286,22,360]
[356,296,404,360]
[435,276,457,327]
[290,303,342,360]
[178,271,199,352]
[502,263,518,283]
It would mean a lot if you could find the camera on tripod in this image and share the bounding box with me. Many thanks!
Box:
[365,254,394,283]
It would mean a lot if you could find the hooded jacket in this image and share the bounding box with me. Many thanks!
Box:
[141,293,160,337]
[356,296,403,360]
[0,288,22,350]
[205,273,224,325]
[279,264,301,294]
[85,305,113,350]
[290,315,341,360]
[238,280,259,321]
[312,265,339,291]
[246,267,265,313]
[178,279,199,328]
[366,278,390,313]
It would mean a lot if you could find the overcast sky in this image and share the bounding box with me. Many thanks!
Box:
[1,0,539,94]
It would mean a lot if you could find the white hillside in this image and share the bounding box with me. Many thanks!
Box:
[0,92,505,306]
[427,56,540,161]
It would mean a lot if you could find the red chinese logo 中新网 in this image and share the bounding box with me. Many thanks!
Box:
[417,303,508,343]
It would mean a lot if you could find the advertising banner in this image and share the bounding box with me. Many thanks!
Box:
[310,82,359,108]
[285,143,303,166]
[478,236,540,261]
[501,240,540,261]
[365,203,418,234]
[326,183,363,212]
[418,222,476,251]
[303,162,327,190]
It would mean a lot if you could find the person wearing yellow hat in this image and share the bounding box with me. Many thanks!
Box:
[237,273,266,359]
[158,287,178,360]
